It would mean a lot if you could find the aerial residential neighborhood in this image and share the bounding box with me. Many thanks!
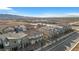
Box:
[0,7,79,51]
[0,17,75,51]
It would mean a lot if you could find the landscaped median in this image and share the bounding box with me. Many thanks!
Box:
[34,31,75,51]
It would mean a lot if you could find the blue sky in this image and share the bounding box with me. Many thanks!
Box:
[0,7,79,17]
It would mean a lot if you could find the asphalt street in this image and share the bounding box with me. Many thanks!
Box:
[40,32,79,51]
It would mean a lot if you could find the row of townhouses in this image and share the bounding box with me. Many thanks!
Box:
[0,24,72,51]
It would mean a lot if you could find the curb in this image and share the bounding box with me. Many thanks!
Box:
[69,40,79,51]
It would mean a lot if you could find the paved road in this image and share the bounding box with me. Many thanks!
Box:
[40,32,79,51]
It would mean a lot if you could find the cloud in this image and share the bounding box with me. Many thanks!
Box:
[29,13,66,17]
[30,13,79,17]
[0,7,12,10]
[67,13,79,16]
[0,7,17,14]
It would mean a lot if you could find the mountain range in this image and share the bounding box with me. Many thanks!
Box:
[0,14,79,22]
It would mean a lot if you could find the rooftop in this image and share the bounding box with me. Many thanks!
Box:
[27,31,43,39]
[3,32,27,39]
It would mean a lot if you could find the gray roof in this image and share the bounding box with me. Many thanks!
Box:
[0,32,27,40]
[27,32,43,39]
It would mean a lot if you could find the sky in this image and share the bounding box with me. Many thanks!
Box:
[0,7,79,17]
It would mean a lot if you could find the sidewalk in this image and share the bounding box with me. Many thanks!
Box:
[35,32,75,51]
[69,38,79,51]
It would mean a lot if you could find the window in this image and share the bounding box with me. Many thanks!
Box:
[14,41,16,43]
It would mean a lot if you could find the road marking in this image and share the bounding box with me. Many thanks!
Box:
[47,32,76,51]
